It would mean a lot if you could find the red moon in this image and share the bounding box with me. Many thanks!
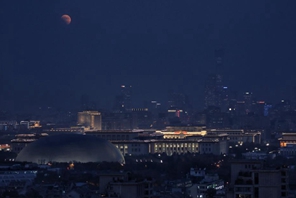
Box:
[61,14,71,25]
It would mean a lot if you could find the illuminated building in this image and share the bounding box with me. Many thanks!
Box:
[159,126,207,139]
[20,120,41,129]
[0,144,10,151]
[77,111,102,130]
[111,133,228,156]
[13,129,230,157]
[10,133,48,153]
[112,139,200,156]
[158,130,206,139]
[45,126,84,133]
[279,133,296,147]
[279,133,296,156]
[167,108,184,119]
[85,128,228,156]
[150,139,200,155]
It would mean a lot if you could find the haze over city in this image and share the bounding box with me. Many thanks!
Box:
[2,1,296,198]
[1,1,296,112]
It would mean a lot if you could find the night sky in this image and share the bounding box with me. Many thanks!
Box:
[1,1,296,111]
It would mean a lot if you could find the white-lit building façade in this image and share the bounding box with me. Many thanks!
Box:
[84,127,247,156]
[10,126,261,157]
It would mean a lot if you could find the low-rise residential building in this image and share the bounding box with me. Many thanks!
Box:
[242,152,268,160]
[227,160,289,198]
[99,172,153,198]
[188,173,225,198]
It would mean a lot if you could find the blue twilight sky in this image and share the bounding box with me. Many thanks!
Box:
[1,0,296,111]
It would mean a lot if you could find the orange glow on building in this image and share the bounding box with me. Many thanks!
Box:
[280,142,287,147]
[174,131,187,134]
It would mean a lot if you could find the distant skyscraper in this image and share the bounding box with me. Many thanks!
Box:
[243,91,254,114]
[204,73,223,109]
[264,103,272,116]
[204,49,225,110]
[113,85,132,112]
[220,86,227,110]
[121,85,132,110]
[167,90,190,110]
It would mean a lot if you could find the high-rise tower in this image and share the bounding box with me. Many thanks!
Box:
[113,85,132,112]
[121,85,132,110]
[204,74,223,109]
[204,49,225,109]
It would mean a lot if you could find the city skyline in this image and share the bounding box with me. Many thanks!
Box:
[1,1,296,111]
[1,2,296,198]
